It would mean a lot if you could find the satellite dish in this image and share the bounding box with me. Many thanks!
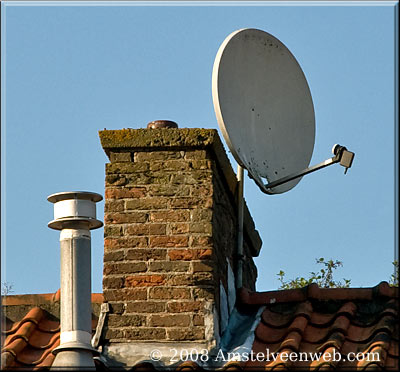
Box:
[211,28,355,289]
[212,28,315,194]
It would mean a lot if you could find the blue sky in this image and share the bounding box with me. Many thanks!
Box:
[1,1,397,294]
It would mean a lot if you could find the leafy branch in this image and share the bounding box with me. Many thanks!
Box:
[277,258,351,289]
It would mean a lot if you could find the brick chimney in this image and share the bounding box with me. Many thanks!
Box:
[98,126,262,367]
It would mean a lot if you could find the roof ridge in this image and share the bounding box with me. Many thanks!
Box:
[261,301,359,329]
[239,281,398,305]
[2,290,104,306]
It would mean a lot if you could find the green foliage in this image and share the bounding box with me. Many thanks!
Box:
[277,258,351,289]
[389,260,399,287]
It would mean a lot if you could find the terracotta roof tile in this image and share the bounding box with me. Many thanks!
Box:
[1,307,59,370]
[2,284,398,370]
[1,290,102,370]
[239,281,399,370]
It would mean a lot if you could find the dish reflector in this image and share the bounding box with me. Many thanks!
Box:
[212,28,315,194]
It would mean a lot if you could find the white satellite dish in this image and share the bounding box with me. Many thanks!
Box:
[212,28,315,194]
[212,28,354,195]
[211,28,355,288]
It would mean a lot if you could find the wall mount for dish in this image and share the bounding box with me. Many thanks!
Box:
[252,144,355,194]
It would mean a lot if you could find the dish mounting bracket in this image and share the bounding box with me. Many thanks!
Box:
[259,145,355,193]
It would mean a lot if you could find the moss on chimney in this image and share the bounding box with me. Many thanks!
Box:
[99,128,218,151]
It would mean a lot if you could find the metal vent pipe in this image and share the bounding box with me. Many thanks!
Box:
[48,191,103,370]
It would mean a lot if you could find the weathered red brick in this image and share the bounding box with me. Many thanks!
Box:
[109,151,132,163]
[125,198,168,210]
[193,314,205,326]
[135,151,183,161]
[190,236,213,247]
[103,250,124,262]
[150,210,189,222]
[123,288,148,300]
[149,236,189,248]
[106,302,124,315]
[191,185,213,198]
[103,262,147,275]
[104,200,124,212]
[168,249,212,261]
[102,288,148,301]
[106,162,149,174]
[125,173,159,186]
[184,150,209,160]
[168,273,214,286]
[125,275,166,287]
[198,248,213,259]
[106,175,127,186]
[166,327,205,341]
[170,171,212,185]
[105,212,148,224]
[149,314,190,327]
[103,276,124,289]
[149,224,167,235]
[103,289,122,302]
[149,160,190,171]
[149,287,191,300]
[167,249,194,261]
[191,260,214,272]
[148,261,190,273]
[123,223,167,236]
[125,327,166,340]
[104,237,148,250]
[106,303,124,316]
[126,301,165,313]
[168,198,205,209]
[125,248,166,261]
[190,209,213,222]
[107,314,146,327]
[105,187,147,199]
[104,225,123,237]
[148,184,191,197]
[189,160,212,170]
[166,301,203,313]
[104,328,125,340]
[189,222,212,234]
[192,287,214,300]
[123,223,148,236]
[168,223,189,235]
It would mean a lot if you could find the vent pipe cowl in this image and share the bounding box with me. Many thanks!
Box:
[48,191,103,370]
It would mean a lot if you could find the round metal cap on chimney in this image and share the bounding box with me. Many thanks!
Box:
[147,120,178,129]
[47,191,103,230]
